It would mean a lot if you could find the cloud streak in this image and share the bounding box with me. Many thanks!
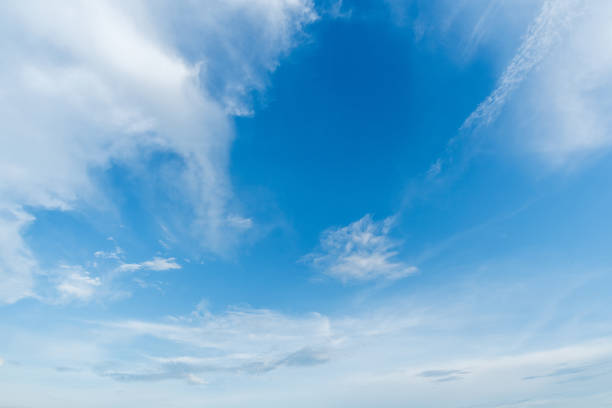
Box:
[461,0,583,131]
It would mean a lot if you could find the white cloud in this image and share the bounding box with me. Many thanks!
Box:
[0,0,316,303]
[303,214,417,282]
[56,268,102,301]
[140,257,181,271]
[461,0,583,132]
[94,247,123,260]
[226,215,254,230]
[118,264,144,273]
[118,257,181,272]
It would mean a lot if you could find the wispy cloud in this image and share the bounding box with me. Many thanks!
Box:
[418,368,470,383]
[94,247,123,261]
[303,214,417,282]
[119,257,181,272]
[461,0,583,132]
[97,346,329,384]
[91,305,335,384]
[81,299,422,386]
[56,269,102,301]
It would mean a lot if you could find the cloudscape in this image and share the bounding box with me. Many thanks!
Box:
[2,1,612,407]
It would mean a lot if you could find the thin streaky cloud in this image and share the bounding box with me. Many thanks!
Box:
[461,0,583,131]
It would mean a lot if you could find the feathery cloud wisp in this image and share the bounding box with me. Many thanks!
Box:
[461,0,583,132]
[304,215,417,282]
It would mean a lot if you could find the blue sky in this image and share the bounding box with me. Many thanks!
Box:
[2,0,612,407]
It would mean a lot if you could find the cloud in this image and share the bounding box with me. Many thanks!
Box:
[522,364,596,381]
[56,268,102,301]
[303,214,417,282]
[84,301,422,385]
[0,206,37,304]
[98,346,329,384]
[186,374,207,385]
[418,368,469,378]
[92,306,335,384]
[84,297,426,386]
[94,247,123,260]
[0,0,316,303]
[118,257,181,272]
[4,274,612,406]
[418,368,470,382]
[43,252,180,303]
[279,347,329,367]
[104,306,333,351]
[462,0,583,132]
[16,296,612,401]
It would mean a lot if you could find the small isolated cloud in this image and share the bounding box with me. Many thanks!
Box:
[226,215,253,230]
[94,247,123,260]
[303,214,417,282]
[0,357,4,366]
[141,257,181,271]
[119,257,181,272]
[186,374,207,385]
[56,268,101,301]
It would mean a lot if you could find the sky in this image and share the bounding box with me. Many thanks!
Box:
[2,0,612,407]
